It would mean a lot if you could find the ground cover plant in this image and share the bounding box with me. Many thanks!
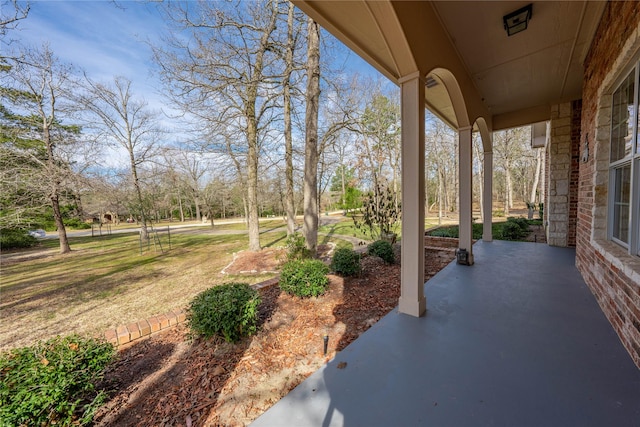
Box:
[0,334,115,426]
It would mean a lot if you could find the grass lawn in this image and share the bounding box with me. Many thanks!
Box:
[0,220,350,351]
[318,216,446,242]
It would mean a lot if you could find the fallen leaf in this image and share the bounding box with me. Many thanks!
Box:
[337,361,347,369]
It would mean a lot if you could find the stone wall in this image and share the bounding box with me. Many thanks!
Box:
[547,102,580,247]
[578,0,640,369]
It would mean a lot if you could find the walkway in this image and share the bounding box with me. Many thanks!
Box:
[251,240,640,427]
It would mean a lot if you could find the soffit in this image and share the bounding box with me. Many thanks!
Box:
[293,1,606,131]
[431,1,606,129]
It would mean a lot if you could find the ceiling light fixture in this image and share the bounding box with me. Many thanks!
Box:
[503,3,532,37]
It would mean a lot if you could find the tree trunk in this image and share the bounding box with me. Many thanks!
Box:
[194,194,201,221]
[43,122,71,254]
[129,146,149,240]
[303,17,320,255]
[504,163,513,217]
[178,192,185,222]
[246,117,261,251]
[341,165,346,209]
[284,2,296,236]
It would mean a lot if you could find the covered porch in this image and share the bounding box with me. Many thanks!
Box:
[252,240,640,426]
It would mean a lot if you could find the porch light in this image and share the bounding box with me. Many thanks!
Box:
[503,4,532,36]
[456,248,471,265]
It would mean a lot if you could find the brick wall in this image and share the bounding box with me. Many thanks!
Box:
[568,100,581,247]
[578,0,640,369]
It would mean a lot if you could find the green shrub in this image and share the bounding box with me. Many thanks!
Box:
[0,229,38,250]
[64,218,91,229]
[188,283,261,343]
[0,335,115,426]
[331,247,361,276]
[279,259,329,297]
[367,240,395,264]
[507,217,530,231]
[500,220,526,240]
[428,227,458,238]
[284,232,312,261]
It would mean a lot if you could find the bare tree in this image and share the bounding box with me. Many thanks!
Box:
[282,2,296,235]
[1,45,83,254]
[303,17,321,254]
[155,0,280,252]
[493,126,531,215]
[0,0,29,38]
[80,76,162,239]
[165,148,208,222]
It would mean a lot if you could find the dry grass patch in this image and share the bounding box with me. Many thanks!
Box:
[0,226,289,351]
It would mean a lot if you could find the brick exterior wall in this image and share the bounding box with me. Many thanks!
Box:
[578,0,640,369]
[568,100,581,247]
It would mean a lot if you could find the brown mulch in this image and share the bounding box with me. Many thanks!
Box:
[93,247,454,427]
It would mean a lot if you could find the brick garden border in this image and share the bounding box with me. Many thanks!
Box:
[102,277,280,349]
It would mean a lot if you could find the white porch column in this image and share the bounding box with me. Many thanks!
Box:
[483,150,493,242]
[458,126,474,264]
[398,72,426,317]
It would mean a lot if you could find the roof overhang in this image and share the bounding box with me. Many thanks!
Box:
[293,1,606,131]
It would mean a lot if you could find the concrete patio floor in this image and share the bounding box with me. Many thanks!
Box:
[251,240,640,427]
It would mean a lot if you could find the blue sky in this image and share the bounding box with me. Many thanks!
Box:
[12,1,384,167]
[16,1,171,112]
[15,1,381,114]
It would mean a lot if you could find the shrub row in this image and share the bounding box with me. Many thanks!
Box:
[0,229,38,250]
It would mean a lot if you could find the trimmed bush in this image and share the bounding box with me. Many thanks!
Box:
[500,220,525,240]
[284,232,312,261]
[507,217,530,231]
[367,240,395,264]
[331,247,361,276]
[0,229,38,250]
[279,259,329,297]
[188,283,261,343]
[0,334,115,426]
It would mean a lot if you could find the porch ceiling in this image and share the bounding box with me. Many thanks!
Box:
[293,1,606,131]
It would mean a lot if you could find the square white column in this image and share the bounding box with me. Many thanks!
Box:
[398,72,426,317]
[483,150,493,242]
[459,126,474,265]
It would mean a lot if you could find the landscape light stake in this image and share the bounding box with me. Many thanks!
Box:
[323,335,329,355]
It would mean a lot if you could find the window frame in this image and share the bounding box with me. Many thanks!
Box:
[608,65,640,256]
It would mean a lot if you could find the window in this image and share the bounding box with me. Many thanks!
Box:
[609,66,640,256]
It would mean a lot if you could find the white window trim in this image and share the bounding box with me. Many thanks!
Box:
[608,65,640,256]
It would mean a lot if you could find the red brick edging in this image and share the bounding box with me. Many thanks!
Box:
[103,277,280,349]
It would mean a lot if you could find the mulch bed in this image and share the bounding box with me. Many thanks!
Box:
[93,249,454,427]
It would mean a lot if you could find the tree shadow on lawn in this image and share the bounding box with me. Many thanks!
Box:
[94,285,280,427]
